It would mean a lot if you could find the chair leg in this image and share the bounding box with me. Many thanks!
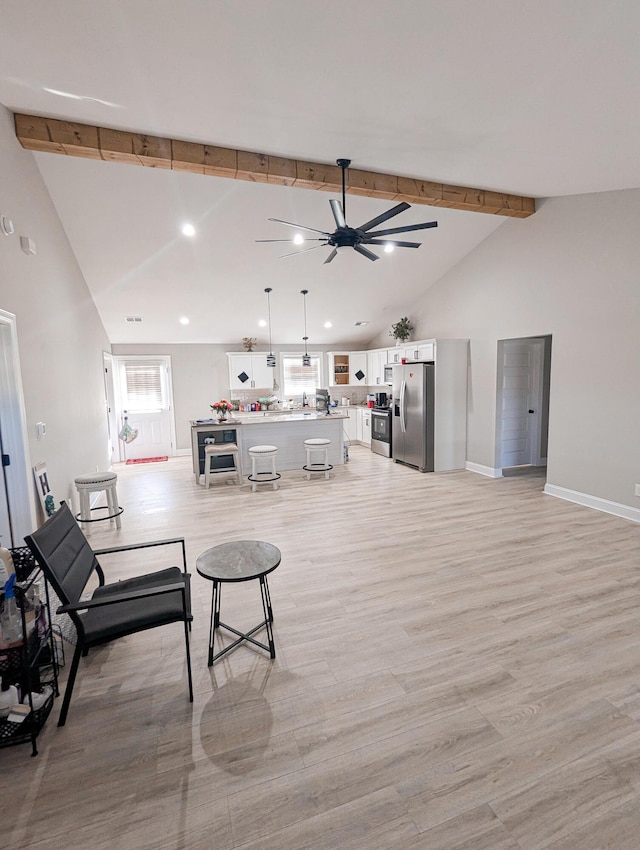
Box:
[58,643,83,727]
[183,618,194,702]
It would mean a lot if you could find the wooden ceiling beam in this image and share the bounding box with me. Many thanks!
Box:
[14,114,535,218]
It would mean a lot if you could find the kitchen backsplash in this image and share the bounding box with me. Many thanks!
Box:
[226,387,373,410]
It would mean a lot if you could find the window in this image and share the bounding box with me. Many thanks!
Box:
[120,359,169,412]
[281,354,322,397]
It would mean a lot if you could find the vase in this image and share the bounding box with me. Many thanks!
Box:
[217,412,227,422]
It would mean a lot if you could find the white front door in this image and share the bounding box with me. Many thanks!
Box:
[115,357,175,461]
[497,339,544,468]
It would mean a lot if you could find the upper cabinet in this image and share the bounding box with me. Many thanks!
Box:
[228,353,275,390]
[327,352,368,386]
[387,341,436,363]
[367,350,389,385]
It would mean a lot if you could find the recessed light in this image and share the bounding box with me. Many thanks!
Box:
[324,321,333,328]
[293,234,304,245]
[258,319,267,327]
[179,316,190,325]
[384,243,394,253]
[182,223,196,237]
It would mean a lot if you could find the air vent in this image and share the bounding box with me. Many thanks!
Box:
[125,316,143,323]
[354,321,369,326]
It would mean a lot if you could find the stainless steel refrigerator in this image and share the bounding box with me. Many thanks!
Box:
[391,362,435,472]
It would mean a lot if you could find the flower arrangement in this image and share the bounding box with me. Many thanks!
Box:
[211,399,233,419]
[390,316,413,342]
[242,337,257,351]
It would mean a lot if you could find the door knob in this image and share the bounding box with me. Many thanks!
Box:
[528,409,534,413]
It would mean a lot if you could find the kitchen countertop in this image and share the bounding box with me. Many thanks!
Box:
[236,411,348,424]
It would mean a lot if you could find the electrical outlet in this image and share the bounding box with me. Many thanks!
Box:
[635,484,640,497]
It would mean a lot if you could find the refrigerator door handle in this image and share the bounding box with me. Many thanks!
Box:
[400,379,407,433]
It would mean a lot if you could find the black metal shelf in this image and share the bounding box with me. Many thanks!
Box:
[0,551,59,756]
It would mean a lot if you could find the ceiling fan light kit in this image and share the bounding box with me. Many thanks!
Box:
[257,158,438,263]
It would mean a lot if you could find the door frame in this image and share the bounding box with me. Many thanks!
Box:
[495,335,551,471]
[0,309,35,545]
[112,354,177,461]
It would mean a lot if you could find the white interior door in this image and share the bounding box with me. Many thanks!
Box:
[497,338,544,468]
[102,352,118,465]
[115,357,175,461]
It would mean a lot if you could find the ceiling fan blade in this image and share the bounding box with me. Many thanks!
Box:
[366,221,438,238]
[268,217,330,236]
[363,239,422,248]
[279,244,327,259]
[329,199,346,229]
[356,202,411,233]
[256,238,327,243]
[324,248,338,264]
[354,245,380,262]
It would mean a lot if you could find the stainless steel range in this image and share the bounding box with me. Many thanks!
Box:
[371,407,392,457]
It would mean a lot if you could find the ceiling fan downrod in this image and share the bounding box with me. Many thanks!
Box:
[336,158,351,221]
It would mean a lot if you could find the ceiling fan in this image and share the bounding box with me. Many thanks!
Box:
[256,158,438,263]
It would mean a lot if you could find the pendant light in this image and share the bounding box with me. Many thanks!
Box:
[264,287,276,367]
[301,289,311,366]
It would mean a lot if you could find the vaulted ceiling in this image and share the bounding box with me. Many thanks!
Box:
[1,1,639,345]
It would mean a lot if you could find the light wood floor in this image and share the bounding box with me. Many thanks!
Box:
[4,448,640,849]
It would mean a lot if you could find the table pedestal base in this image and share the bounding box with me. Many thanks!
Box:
[208,575,275,666]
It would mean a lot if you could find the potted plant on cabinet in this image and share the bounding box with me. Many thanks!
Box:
[390,317,413,344]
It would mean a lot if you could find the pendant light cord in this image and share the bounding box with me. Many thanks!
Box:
[301,289,309,354]
[265,287,273,354]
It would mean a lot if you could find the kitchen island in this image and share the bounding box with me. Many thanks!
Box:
[190,411,349,483]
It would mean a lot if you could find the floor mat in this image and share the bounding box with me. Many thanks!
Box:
[125,456,168,465]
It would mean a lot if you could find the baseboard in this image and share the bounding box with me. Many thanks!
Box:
[544,483,640,524]
[175,448,191,457]
[465,461,503,478]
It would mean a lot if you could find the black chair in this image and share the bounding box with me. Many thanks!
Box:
[25,501,193,727]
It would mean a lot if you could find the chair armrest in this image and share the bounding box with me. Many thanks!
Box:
[92,537,187,570]
[57,580,187,613]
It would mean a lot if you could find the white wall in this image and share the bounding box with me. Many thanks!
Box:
[379,191,640,510]
[0,105,111,528]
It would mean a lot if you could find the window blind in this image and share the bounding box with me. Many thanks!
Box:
[281,355,322,396]
[123,360,166,411]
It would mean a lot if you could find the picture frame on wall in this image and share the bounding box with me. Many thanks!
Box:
[33,461,55,517]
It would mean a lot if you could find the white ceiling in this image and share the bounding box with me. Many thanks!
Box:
[1,1,639,345]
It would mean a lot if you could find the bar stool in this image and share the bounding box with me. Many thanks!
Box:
[248,445,280,491]
[74,471,123,530]
[204,443,242,487]
[303,438,333,480]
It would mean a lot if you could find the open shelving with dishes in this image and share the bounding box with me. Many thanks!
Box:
[0,549,59,756]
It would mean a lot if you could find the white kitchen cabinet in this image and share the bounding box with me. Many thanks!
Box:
[415,342,435,361]
[327,351,368,386]
[349,352,368,384]
[387,347,409,364]
[228,353,275,390]
[361,409,372,446]
[367,350,389,385]
[353,408,372,445]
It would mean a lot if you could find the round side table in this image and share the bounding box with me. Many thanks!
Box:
[196,540,281,666]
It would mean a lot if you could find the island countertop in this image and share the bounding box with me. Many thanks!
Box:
[191,410,349,426]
